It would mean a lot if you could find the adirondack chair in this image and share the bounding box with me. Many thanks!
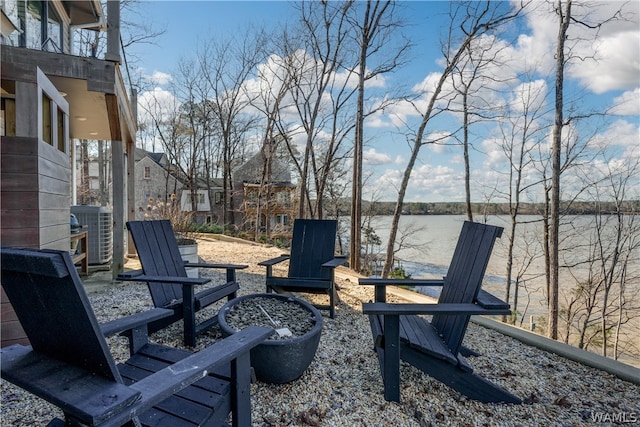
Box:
[360,221,522,404]
[0,247,272,426]
[120,220,248,347]
[258,219,347,318]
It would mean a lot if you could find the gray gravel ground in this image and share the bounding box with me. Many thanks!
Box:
[1,236,639,426]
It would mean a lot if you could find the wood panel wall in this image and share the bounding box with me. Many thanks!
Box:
[1,136,71,347]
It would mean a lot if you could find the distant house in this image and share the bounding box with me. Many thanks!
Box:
[134,148,225,225]
[233,148,297,238]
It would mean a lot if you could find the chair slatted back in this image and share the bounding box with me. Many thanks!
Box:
[127,220,187,307]
[0,247,122,382]
[288,219,337,280]
[431,221,503,355]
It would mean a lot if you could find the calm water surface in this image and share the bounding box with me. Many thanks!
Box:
[356,215,638,321]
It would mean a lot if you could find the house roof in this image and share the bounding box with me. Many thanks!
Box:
[134,148,223,190]
[134,147,165,164]
[234,150,293,185]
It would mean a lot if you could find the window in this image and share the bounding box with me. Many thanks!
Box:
[16,1,64,52]
[44,2,62,52]
[276,214,290,226]
[276,190,291,204]
[190,193,205,205]
[1,80,16,136]
[215,191,224,204]
[144,166,151,179]
[22,1,42,50]
[38,69,67,153]
[56,106,65,151]
[41,92,52,145]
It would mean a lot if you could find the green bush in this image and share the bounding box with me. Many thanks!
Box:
[194,223,224,234]
[389,266,411,279]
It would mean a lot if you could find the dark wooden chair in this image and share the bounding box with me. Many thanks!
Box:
[360,221,522,404]
[121,220,247,347]
[258,219,347,318]
[0,247,272,426]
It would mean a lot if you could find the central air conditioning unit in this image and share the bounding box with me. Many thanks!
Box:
[71,205,113,265]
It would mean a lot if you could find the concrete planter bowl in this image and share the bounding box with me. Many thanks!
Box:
[218,293,323,384]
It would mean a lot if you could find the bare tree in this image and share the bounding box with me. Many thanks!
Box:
[136,80,184,201]
[547,0,573,340]
[243,41,297,239]
[286,1,357,220]
[450,33,512,222]
[382,1,527,278]
[547,0,626,339]
[347,0,410,272]
[198,32,266,227]
[495,79,550,322]
[582,157,639,358]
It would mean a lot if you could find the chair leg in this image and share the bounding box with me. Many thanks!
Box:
[329,286,336,319]
[182,285,197,347]
[231,352,252,427]
[383,315,401,402]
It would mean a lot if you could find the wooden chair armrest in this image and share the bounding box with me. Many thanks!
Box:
[360,278,445,303]
[100,308,174,337]
[258,255,290,267]
[362,302,512,316]
[111,326,273,426]
[359,278,445,287]
[184,262,248,270]
[118,274,211,285]
[321,256,348,268]
[1,345,141,426]
[475,289,510,310]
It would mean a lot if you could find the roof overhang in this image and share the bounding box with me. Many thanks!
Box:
[1,45,136,142]
[63,0,103,29]
[1,7,20,37]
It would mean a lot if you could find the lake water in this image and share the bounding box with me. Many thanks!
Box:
[350,214,638,322]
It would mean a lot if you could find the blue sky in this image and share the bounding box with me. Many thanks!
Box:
[127,1,640,203]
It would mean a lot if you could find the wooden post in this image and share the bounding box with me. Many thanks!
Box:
[112,139,124,279]
[126,120,136,256]
[105,0,120,64]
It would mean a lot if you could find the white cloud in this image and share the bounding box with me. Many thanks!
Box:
[147,71,173,86]
[520,1,640,94]
[508,80,548,114]
[366,109,393,128]
[137,87,179,123]
[571,30,640,94]
[363,148,392,165]
[590,119,640,153]
[429,143,449,155]
[610,89,640,116]
[375,163,466,202]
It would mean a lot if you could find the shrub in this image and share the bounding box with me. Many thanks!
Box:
[389,266,412,279]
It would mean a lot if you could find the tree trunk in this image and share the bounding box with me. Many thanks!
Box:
[549,0,572,340]
[462,89,473,222]
[350,11,368,272]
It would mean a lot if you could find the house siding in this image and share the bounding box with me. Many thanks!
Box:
[134,156,180,220]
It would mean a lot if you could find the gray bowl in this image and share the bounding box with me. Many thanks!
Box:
[218,293,323,383]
